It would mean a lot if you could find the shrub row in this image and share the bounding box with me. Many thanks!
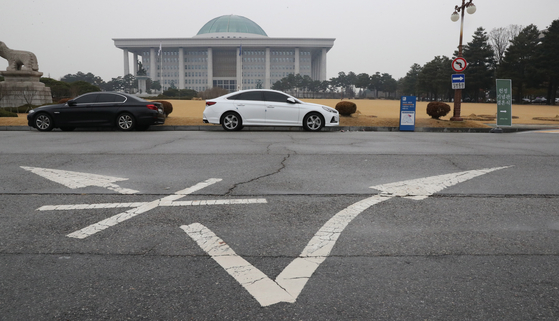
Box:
[0,108,18,117]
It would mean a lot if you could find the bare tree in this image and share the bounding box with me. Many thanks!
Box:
[0,85,5,108]
[21,85,37,111]
[489,27,509,65]
[507,24,523,40]
[489,24,523,66]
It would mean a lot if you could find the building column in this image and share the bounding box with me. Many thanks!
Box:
[179,47,185,89]
[150,48,156,80]
[207,48,213,89]
[123,49,130,76]
[320,48,327,81]
[265,47,271,89]
[237,47,242,90]
[294,48,300,75]
[133,53,138,76]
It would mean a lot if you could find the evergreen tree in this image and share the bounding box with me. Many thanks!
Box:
[499,24,541,102]
[418,56,452,101]
[460,27,495,102]
[401,63,422,96]
[537,19,559,105]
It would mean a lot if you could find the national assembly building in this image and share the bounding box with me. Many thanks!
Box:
[113,15,335,92]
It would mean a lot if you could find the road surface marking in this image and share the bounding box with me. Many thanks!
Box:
[66,178,224,239]
[21,166,139,194]
[38,199,267,211]
[182,166,512,307]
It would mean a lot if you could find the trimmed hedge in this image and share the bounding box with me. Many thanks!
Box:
[335,101,357,116]
[426,102,451,119]
[0,109,18,117]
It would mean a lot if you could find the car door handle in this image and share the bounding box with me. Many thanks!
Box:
[267,106,275,108]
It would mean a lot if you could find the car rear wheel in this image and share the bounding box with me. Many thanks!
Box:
[35,113,54,132]
[221,112,243,131]
[303,112,324,131]
[117,113,135,131]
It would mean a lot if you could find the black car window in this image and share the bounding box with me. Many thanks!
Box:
[73,94,98,104]
[264,92,290,103]
[228,92,263,101]
[97,93,126,103]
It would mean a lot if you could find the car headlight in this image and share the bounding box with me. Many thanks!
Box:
[28,109,35,114]
[322,106,337,113]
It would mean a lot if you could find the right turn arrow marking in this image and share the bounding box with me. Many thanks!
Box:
[182,166,512,307]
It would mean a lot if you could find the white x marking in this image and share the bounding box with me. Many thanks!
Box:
[35,178,267,239]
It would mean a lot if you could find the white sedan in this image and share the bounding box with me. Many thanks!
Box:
[203,89,339,131]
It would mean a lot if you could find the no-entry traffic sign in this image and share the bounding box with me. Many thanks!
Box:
[452,57,467,73]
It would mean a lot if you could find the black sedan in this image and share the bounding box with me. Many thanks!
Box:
[27,92,165,131]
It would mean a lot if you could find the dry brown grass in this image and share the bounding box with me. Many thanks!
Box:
[3,99,559,128]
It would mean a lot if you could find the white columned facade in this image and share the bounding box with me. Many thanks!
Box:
[178,47,185,89]
[123,49,130,76]
[265,47,271,89]
[207,48,213,89]
[149,48,156,80]
[114,36,334,92]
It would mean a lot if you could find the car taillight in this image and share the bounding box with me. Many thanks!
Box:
[206,101,216,106]
[146,104,158,111]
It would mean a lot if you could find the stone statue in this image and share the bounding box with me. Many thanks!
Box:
[0,41,39,72]
[0,41,51,108]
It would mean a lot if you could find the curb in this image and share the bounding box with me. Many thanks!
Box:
[2,125,557,133]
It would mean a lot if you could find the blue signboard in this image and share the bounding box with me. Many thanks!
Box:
[399,96,416,131]
[452,74,465,89]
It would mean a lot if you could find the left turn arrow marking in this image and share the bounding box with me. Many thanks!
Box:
[21,166,139,194]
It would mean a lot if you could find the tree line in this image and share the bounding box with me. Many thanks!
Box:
[273,19,559,105]
[401,20,559,105]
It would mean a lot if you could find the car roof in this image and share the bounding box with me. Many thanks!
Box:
[218,89,291,99]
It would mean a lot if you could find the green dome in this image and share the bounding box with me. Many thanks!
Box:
[196,15,268,37]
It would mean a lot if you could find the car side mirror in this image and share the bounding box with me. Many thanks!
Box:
[67,100,77,106]
[287,97,297,104]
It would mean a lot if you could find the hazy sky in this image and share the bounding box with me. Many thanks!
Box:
[1,0,558,82]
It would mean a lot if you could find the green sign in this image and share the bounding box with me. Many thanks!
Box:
[496,79,512,126]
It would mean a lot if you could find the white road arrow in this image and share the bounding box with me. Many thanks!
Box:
[21,166,139,194]
[181,166,512,307]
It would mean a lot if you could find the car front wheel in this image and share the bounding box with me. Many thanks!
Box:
[303,112,324,131]
[117,113,135,131]
[221,112,243,131]
[35,113,54,132]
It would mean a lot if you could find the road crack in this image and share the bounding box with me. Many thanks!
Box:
[224,154,291,196]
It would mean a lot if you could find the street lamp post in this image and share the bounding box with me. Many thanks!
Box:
[450,0,476,121]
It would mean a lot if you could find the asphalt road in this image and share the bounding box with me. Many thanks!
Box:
[1,130,559,320]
